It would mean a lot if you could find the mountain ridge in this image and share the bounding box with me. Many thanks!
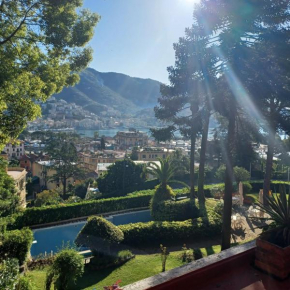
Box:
[54,68,161,115]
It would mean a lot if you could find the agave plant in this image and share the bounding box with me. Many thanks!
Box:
[256,187,290,247]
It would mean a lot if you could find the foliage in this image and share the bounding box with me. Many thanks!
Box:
[213,201,224,217]
[46,133,84,198]
[160,244,169,272]
[34,190,62,207]
[45,249,84,290]
[146,157,187,188]
[17,276,34,290]
[98,159,145,196]
[257,188,290,247]
[180,244,193,263]
[0,228,33,265]
[0,0,99,148]
[11,193,153,228]
[0,160,19,218]
[75,216,124,254]
[151,198,200,222]
[119,216,222,247]
[101,137,106,150]
[74,178,95,199]
[215,165,250,184]
[0,258,19,290]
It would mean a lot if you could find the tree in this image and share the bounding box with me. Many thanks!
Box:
[75,216,124,255]
[152,20,217,202]
[197,0,290,249]
[46,133,84,198]
[100,137,106,150]
[93,131,99,140]
[0,0,99,148]
[97,159,145,196]
[45,249,84,290]
[34,190,62,207]
[215,165,250,184]
[0,160,19,218]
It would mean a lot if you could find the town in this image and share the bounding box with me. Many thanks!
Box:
[1,1,290,290]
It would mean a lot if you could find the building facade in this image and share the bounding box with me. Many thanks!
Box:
[137,147,175,161]
[7,167,27,207]
[114,131,148,149]
[4,141,25,159]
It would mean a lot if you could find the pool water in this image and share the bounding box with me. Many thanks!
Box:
[31,209,151,257]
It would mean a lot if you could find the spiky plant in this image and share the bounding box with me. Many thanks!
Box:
[256,187,290,247]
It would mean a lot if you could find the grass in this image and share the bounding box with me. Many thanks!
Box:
[27,246,221,290]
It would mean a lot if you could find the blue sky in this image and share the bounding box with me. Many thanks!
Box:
[83,0,199,83]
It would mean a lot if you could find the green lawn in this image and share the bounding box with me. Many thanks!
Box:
[27,246,221,290]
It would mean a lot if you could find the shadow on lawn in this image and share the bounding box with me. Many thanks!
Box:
[70,264,119,290]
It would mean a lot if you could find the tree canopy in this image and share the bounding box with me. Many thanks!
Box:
[0,0,99,148]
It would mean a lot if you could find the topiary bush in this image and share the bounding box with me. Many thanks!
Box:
[151,199,200,221]
[150,184,175,219]
[0,228,33,265]
[75,216,124,255]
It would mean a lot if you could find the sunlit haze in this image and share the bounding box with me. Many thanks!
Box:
[83,0,198,83]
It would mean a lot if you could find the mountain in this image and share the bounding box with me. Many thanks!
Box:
[54,68,161,115]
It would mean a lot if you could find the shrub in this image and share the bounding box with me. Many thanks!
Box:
[119,216,222,247]
[17,276,34,290]
[45,249,84,290]
[34,190,62,207]
[0,228,33,265]
[0,258,19,289]
[151,199,200,221]
[152,184,175,204]
[75,216,124,255]
[215,165,250,183]
[213,200,224,217]
[180,244,193,263]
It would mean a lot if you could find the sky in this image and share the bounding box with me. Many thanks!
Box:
[83,0,200,83]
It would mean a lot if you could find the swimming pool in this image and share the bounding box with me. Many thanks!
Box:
[31,209,151,257]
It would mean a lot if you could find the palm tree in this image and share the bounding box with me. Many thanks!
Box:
[147,157,188,202]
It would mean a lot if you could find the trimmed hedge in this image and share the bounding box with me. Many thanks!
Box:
[250,181,290,194]
[119,216,222,247]
[11,194,153,229]
[0,228,33,265]
[151,199,200,222]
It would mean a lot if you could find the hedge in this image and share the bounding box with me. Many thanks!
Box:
[0,228,33,265]
[11,194,153,229]
[151,199,200,222]
[119,216,222,247]
[249,181,290,194]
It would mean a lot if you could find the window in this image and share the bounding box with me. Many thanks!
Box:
[142,154,146,159]
[25,161,27,164]
[149,154,151,158]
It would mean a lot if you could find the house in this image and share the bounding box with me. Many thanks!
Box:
[4,141,25,159]
[137,147,175,161]
[115,130,148,149]
[32,160,75,191]
[7,167,27,207]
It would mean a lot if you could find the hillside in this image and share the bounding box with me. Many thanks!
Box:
[54,68,161,115]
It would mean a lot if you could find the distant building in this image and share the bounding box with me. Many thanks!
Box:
[19,153,49,175]
[4,141,25,159]
[137,147,175,161]
[7,167,27,207]
[114,131,148,149]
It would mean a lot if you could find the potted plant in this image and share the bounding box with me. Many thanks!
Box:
[255,189,290,279]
